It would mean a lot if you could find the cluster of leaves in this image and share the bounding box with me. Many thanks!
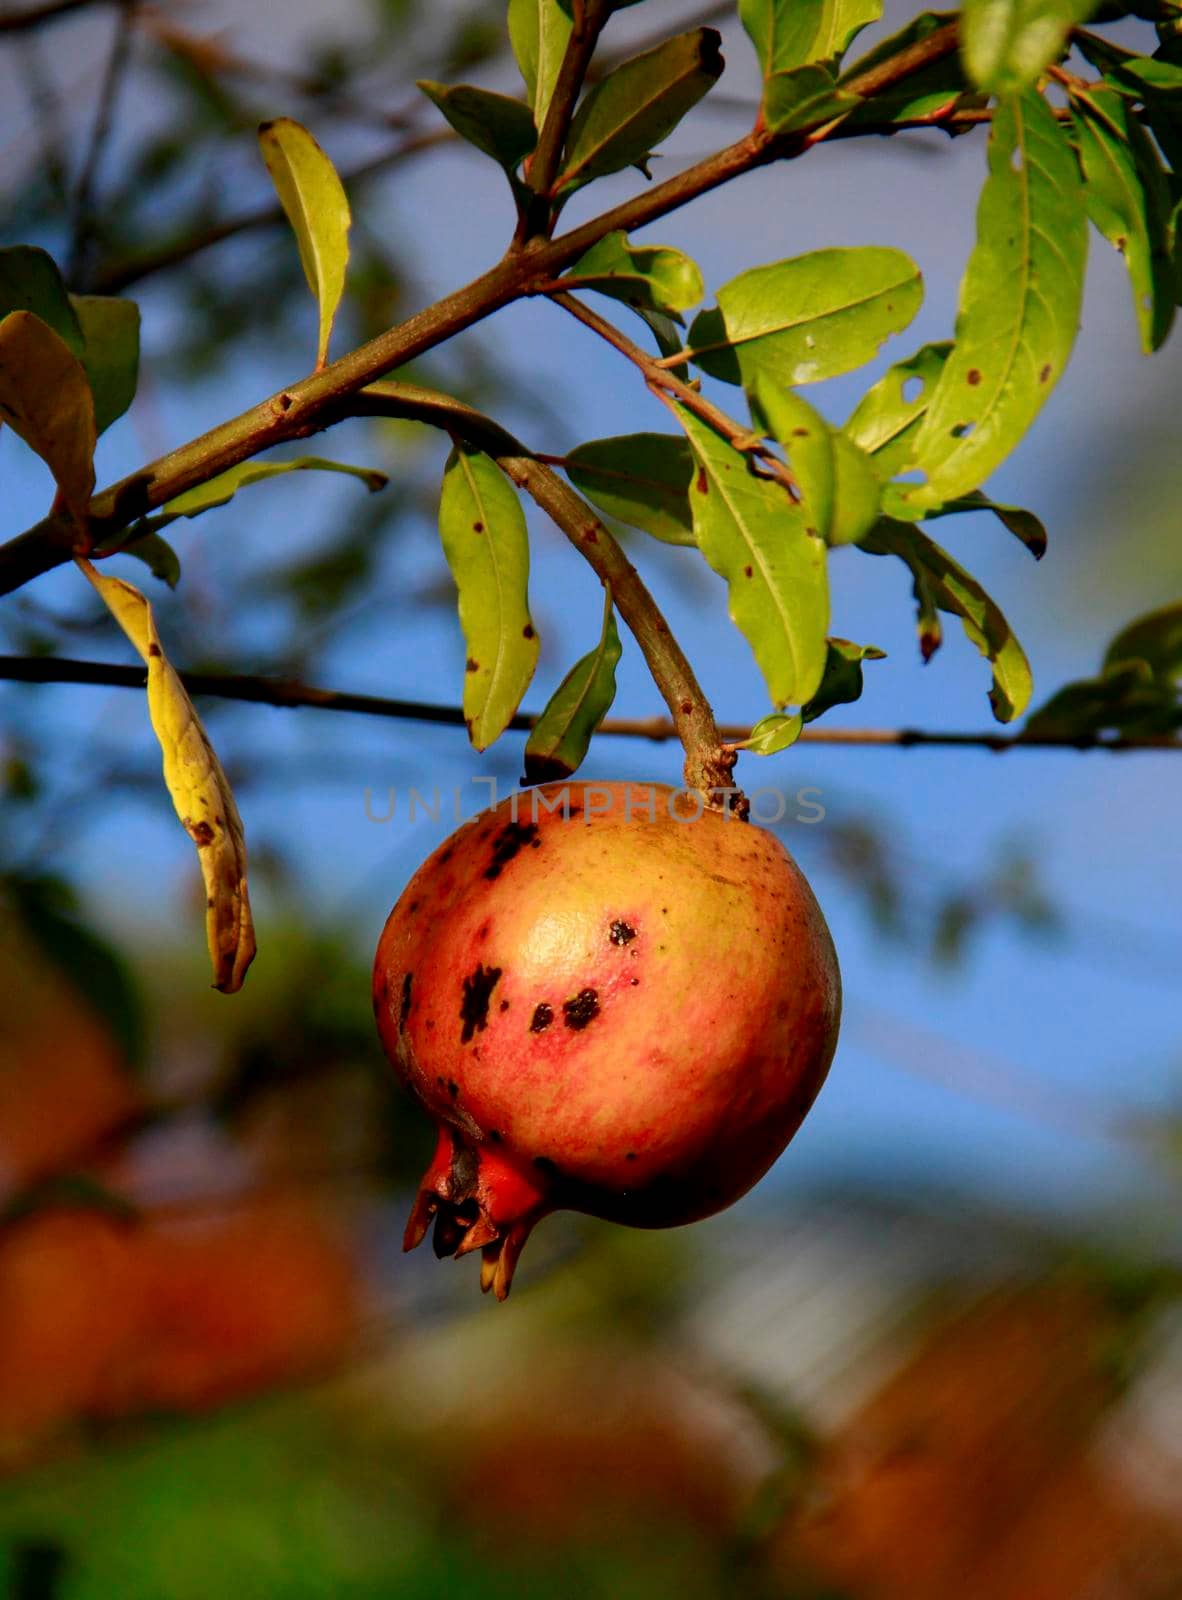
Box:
[5,0,1182,992]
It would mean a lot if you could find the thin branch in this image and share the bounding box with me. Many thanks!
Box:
[2,656,1177,752]
[67,0,138,288]
[544,288,799,497]
[0,0,104,31]
[523,0,612,214]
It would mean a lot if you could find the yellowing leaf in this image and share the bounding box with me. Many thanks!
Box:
[76,558,256,992]
[0,310,95,523]
[258,118,351,369]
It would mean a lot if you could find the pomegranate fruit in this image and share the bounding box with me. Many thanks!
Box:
[373,781,840,1298]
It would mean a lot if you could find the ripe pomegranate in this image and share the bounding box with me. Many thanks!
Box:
[373,782,840,1299]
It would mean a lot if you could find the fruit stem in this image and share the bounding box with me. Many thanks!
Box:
[350,381,745,810]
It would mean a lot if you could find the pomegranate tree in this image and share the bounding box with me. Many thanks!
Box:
[373,781,840,1299]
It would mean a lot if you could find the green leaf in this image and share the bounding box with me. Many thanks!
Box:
[860,517,1033,720]
[507,0,573,129]
[895,91,1087,516]
[1071,85,1176,352]
[960,0,1094,93]
[439,443,540,751]
[0,310,95,522]
[843,341,953,477]
[71,295,140,434]
[118,529,182,588]
[671,402,830,707]
[565,433,696,545]
[842,12,971,124]
[1024,659,1178,737]
[740,0,883,74]
[741,711,804,753]
[1107,55,1182,99]
[258,117,351,369]
[160,457,388,519]
[801,636,887,722]
[524,597,622,782]
[919,488,1048,558]
[686,246,923,388]
[558,28,724,193]
[562,231,704,318]
[763,64,861,134]
[416,81,537,171]
[1103,599,1182,679]
[0,245,83,357]
[752,380,881,546]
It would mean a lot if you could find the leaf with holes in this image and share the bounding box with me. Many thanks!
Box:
[1072,85,1176,353]
[508,0,573,129]
[802,636,887,722]
[565,433,696,546]
[417,81,537,172]
[71,295,140,434]
[557,28,724,193]
[960,0,1094,93]
[439,444,539,750]
[895,91,1087,516]
[75,559,255,992]
[843,341,953,476]
[860,517,1032,720]
[258,117,351,369]
[687,247,923,388]
[670,402,829,707]
[740,0,882,73]
[524,597,622,783]
[562,232,704,319]
[0,311,95,522]
[752,380,880,546]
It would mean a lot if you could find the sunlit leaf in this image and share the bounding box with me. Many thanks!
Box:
[160,457,388,519]
[843,341,953,477]
[752,380,880,546]
[671,402,829,707]
[258,117,351,369]
[1072,84,1176,353]
[75,559,255,992]
[524,596,622,782]
[439,443,539,750]
[565,433,696,545]
[896,91,1087,515]
[71,295,140,434]
[740,0,882,73]
[508,0,573,129]
[741,711,803,753]
[562,231,704,318]
[801,636,887,722]
[417,80,537,171]
[558,28,724,193]
[860,517,1033,720]
[960,0,1094,93]
[0,311,95,522]
[687,247,923,388]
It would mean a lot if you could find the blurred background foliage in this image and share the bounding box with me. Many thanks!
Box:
[1,0,1181,1595]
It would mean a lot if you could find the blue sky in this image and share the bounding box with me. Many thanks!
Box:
[1,0,1179,1228]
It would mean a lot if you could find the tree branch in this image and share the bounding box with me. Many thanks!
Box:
[2,655,1175,753]
[522,0,612,217]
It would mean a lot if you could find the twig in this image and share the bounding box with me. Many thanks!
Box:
[543,289,799,497]
[2,656,1177,753]
[67,0,138,288]
[523,0,612,214]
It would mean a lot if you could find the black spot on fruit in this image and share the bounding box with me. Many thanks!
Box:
[489,1129,503,1144]
[563,988,600,1031]
[499,999,510,1012]
[484,820,540,880]
[447,1079,460,1098]
[459,963,502,1042]
[533,1155,560,1177]
[529,1002,554,1033]
[609,920,637,946]
[626,1152,637,1162]
[400,971,413,1024]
